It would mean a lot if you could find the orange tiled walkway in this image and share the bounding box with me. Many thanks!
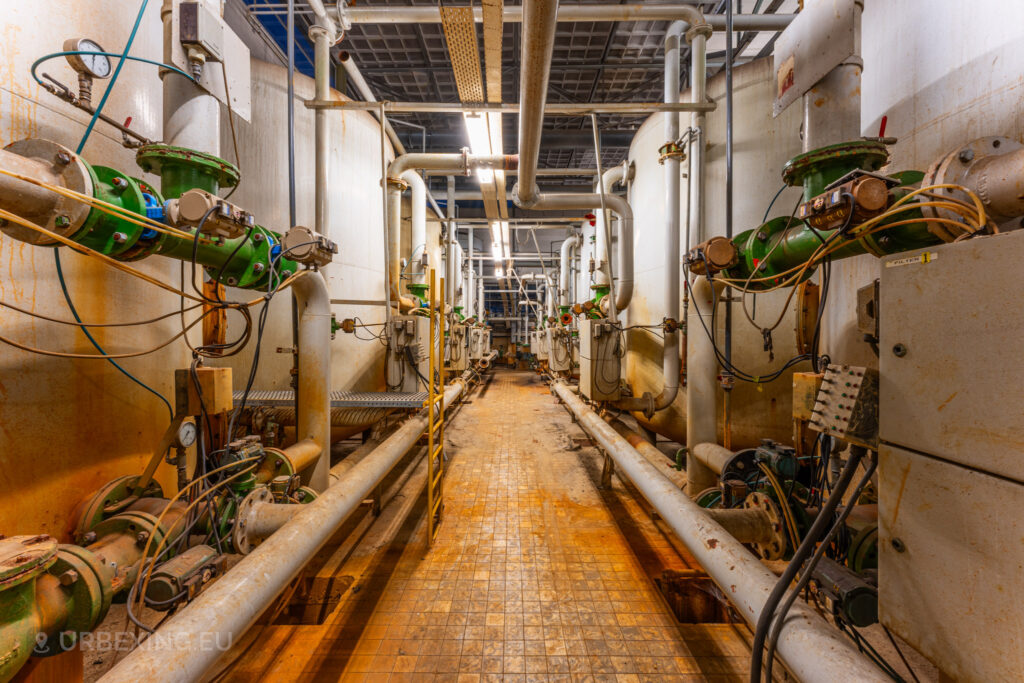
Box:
[227,370,751,682]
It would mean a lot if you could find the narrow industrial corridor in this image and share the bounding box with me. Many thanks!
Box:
[226,370,752,682]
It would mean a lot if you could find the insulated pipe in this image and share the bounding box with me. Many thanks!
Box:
[596,164,634,311]
[454,241,465,306]
[387,154,515,297]
[616,19,707,416]
[692,442,732,476]
[550,381,887,683]
[101,378,468,683]
[402,170,427,286]
[310,22,333,237]
[446,176,456,307]
[293,273,332,491]
[340,6,794,28]
[514,0,560,208]
[686,277,718,495]
[559,233,581,307]
[161,1,220,155]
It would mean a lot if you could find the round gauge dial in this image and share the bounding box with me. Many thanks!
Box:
[63,38,112,79]
[175,421,198,449]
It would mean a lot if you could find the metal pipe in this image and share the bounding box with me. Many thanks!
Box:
[447,176,456,307]
[595,163,634,312]
[161,0,220,155]
[467,227,475,315]
[551,381,887,683]
[293,273,332,491]
[0,148,65,218]
[559,233,581,307]
[426,167,599,177]
[311,21,333,237]
[100,379,468,683]
[402,170,427,286]
[692,441,732,476]
[310,100,715,115]
[280,438,322,474]
[513,0,559,208]
[723,2,734,396]
[286,0,296,226]
[338,6,794,28]
[617,19,707,417]
[685,277,718,495]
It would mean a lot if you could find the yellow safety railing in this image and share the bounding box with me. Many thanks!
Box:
[426,268,446,545]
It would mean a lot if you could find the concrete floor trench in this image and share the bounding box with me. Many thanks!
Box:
[220,370,755,682]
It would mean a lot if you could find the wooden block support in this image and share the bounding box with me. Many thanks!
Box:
[792,371,824,421]
[175,366,234,416]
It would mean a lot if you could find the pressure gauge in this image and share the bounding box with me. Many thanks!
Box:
[63,38,112,79]
[175,421,198,449]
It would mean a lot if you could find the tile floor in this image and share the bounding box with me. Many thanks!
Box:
[226,371,752,682]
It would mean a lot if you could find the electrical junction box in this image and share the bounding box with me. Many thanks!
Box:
[180,1,224,62]
[387,315,431,392]
[447,323,469,372]
[579,319,621,401]
[549,327,573,373]
[808,364,878,448]
[529,330,540,356]
[791,371,824,421]
[876,231,1024,681]
[175,366,233,416]
[536,329,550,362]
[468,327,490,360]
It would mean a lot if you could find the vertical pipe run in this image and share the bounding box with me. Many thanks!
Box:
[514,0,560,207]
[293,273,332,491]
[447,176,456,307]
[287,0,296,227]
[686,276,718,495]
[723,0,733,376]
[311,23,332,238]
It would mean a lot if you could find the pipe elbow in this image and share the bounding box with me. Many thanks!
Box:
[511,182,540,209]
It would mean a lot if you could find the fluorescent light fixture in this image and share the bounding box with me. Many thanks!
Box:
[463,112,494,183]
[495,266,504,277]
[500,221,510,259]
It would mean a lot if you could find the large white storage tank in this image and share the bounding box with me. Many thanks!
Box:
[623,57,808,447]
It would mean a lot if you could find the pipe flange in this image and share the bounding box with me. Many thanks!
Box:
[70,475,164,545]
[658,141,687,165]
[685,23,713,43]
[2,139,94,245]
[922,136,1022,236]
[0,535,57,591]
[42,544,115,646]
[742,492,787,560]
[386,176,409,191]
[233,487,273,554]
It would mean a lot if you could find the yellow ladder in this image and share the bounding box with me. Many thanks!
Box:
[426,268,446,545]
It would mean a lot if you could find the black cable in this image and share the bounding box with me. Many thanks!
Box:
[882,625,921,683]
[749,445,867,681]
[763,450,878,681]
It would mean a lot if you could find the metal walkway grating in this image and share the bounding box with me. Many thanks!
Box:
[234,389,428,409]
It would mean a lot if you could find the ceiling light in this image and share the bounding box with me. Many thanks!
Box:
[463,111,495,183]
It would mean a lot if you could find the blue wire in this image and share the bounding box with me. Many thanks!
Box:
[762,185,788,224]
[53,249,173,419]
[76,0,151,153]
[52,0,173,420]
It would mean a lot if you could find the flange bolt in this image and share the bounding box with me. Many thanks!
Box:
[58,569,79,586]
[892,343,907,357]
[112,232,128,243]
[54,216,71,229]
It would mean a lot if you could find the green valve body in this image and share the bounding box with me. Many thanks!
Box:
[55,144,300,290]
[722,141,944,288]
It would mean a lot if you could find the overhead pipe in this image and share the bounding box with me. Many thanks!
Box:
[338,5,794,28]
[617,17,708,418]
[387,153,516,302]
[513,0,560,208]
[558,233,581,307]
[550,382,887,683]
[101,376,471,683]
